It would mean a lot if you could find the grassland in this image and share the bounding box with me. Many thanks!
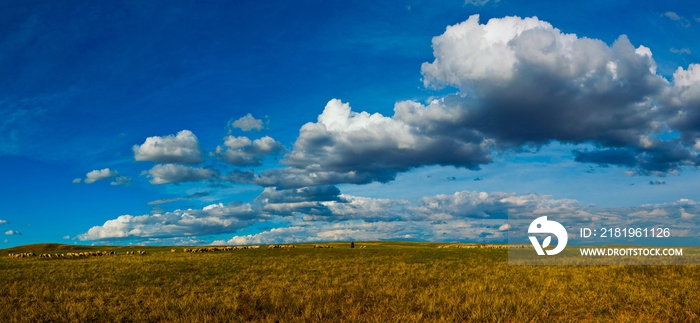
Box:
[1,242,699,322]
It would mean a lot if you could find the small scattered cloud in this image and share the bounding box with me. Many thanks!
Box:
[641,198,697,208]
[678,198,697,205]
[664,11,681,21]
[0,220,8,225]
[649,179,666,185]
[147,192,210,205]
[230,113,263,132]
[72,178,81,184]
[110,176,132,186]
[498,223,511,231]
[150,205,164,214]
[670,48,691,55]
[474,177,483,181]
[5,230,21,235]
[464,0,498,5]
[214,135,284,166]
[62,235,70,239]
[255,186,342,204]
[663,12,691,27]
[133,130,205,164]
[681,207,695,220]
[144,164,218,185]
[3,239,7,243]
[84,168,119,184]
[628,208,669,218]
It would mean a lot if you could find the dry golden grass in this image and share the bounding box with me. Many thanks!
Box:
[1,242,699,322]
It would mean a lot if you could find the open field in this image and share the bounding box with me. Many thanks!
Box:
[1,242,699,322]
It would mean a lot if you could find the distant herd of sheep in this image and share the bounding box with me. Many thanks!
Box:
[6,244,333,260]
[7,244,533,260]
[5,243,410,260]
[181,245,261,253]
[8,250,146,259]
[437,244,532,249]
[313,244,366,249]
[7,244,532,260]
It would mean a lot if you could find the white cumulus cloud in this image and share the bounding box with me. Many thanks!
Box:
[231,113,263,131]
[417,15,700,175]
[268,99,493,187]
[133,130,204,164]
[214,135,284,166]
[76,203,269,241]
[84,168,119,184]
[145,164,218,185]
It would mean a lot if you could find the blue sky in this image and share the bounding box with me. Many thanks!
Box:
[2,0,700,247]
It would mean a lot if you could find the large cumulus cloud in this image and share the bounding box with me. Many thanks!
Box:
[249,99,494,187]
[417,15,700,174]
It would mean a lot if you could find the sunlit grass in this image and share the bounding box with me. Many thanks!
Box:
[1,242,698,322]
